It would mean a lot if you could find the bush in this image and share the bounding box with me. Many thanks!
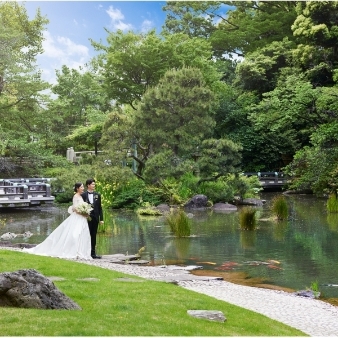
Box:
[198,180,234,203]
[166,209,191,237]
[239,207,257,230]
[112,179,164,209]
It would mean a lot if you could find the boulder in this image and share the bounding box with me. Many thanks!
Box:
[0,269,81,310]
[212,202,237,212]
[155,203,171,213]
[184,194,209,209]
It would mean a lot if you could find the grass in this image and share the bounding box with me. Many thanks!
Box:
[239,207,257,230]
[0,249,306,336]
[166,209,191,237]
[327,193,338,213]
[271,195,288,220]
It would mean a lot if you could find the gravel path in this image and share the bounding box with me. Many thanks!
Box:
[3,247,338,336]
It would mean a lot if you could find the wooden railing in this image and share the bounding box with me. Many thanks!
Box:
[243,172,290,189]
[0,178,55,208]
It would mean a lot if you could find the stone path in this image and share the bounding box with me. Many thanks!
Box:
[2,247,338,336]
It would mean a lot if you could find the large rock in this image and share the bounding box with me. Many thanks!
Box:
[212,202,237,212]
[184,194,209,209]
[0,269,81,310]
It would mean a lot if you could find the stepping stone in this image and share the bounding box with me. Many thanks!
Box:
[187,310,226,323]
[76,278,100,282]
[154,275,223,283]
[125,260,149,265]
[47,276,66,282]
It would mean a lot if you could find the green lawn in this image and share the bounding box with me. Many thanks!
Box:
[0,249,306,336]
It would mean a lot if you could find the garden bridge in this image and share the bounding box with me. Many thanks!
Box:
[0,178,54,208]
[243,172,290,190]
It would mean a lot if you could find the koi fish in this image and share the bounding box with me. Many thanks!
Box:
[196,261,217,265]
[267,259,281,265]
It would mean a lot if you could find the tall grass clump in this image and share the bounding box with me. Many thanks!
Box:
[327,193,338,213]
[239,207,257,230]
[166,209,191,237]
[271,195,288,220]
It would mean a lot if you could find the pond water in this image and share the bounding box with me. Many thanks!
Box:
[1,192,338,299]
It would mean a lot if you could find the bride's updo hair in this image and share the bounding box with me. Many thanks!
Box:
[74,182,83,192]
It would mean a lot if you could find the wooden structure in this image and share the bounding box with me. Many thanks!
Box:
[0,178,55,208]
[244,172,290,190]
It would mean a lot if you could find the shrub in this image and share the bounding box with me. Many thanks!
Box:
[136,202,163,216]
[198,180,234,203]
[112,179,164,209]
[166,209,191,237]
[271,195,288,220]
[239,207,257,230]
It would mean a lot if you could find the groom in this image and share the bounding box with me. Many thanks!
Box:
[82,178,104,259]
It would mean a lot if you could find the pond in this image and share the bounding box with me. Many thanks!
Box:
[1,192,338,300]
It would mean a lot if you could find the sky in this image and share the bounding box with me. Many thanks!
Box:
[22,1,167,84]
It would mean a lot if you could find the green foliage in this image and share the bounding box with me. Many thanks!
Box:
[136,67,217,158]
[136,202,163,216]
[285,145,338,195]
[49,164,94,203]
[111,179,164,209]
[271,195,288,220]
[163,1,297,58]
[327,194,338,213]
[198,180,234,204]
[197,138,243,179]
[292,1,338,86]
[166,209,191,237]
[239,207,257,231]
[94,30,221,109]
[143,150,197,185]
[97,209,113,234]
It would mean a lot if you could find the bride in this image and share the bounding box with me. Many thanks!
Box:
[23,182,92,260]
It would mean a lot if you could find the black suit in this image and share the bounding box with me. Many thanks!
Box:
[81,191,103,256]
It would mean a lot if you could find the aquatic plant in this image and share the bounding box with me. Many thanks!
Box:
[327,193,338,213]
[97,210,113,234]
[136,202,163,216]
[165,209,191,237]
[239,207,257,230]
[271,195,288,220]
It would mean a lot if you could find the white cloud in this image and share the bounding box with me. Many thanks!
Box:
[106,6,124,21]
[106,5,133,31]
[38,31,90,84]
[141,19,153,33]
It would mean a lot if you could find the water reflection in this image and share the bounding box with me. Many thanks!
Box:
[1,193,338,298]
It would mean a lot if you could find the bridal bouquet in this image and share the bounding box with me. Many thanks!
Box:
[75,202,93,220]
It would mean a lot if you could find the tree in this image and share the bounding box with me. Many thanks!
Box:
[92,30,221,109]
[291,1,338,86]
[0,2,51,170]
[136,67,216,157]
[234,39,295,96]
[163,1,297,58]
[45,65,112,154]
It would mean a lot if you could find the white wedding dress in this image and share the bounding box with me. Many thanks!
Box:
[23,195,92,260]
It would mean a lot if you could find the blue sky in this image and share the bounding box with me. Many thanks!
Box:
[22,1,167,84]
